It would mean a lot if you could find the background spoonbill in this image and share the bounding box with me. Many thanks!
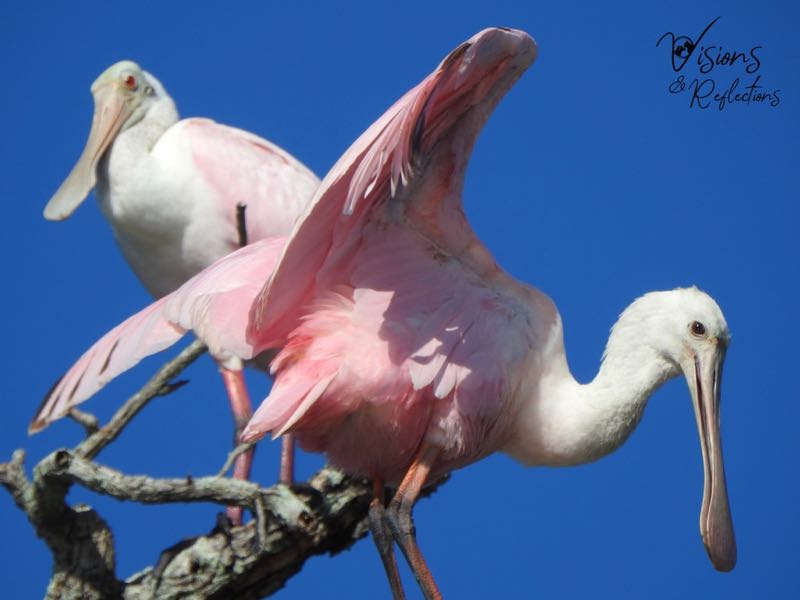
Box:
[37,60,319,519]
[233,27,736,598]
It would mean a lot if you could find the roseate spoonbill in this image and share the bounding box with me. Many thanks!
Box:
[38,60,319,518]
[31,29,736,598]
[237,27,736,597]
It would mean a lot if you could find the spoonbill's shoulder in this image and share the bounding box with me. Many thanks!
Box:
[100,116,319,297]
[153,117,320,240]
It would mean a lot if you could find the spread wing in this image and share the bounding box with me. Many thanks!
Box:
[239,29,542,457]
[249,28,536,351]
[32,237,285,433]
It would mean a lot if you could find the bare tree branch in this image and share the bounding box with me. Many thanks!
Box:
[2,341,449,598]
[4,450,121,600]
[0,449,32,514]
[40,449,265,507]
[68,408,100,436]
[122,467,376,599]
[1,445,394,599]
[76,340,206,460]
[218,441,257,477]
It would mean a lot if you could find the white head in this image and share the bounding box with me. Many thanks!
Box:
[44,60,172,221]
[609,287,729,361]
[610,287,736,571]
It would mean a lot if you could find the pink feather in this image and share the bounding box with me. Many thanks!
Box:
[238,27,542,483]
[32,237,285,432]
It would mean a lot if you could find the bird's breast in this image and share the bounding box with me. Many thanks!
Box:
[96,144,237,297]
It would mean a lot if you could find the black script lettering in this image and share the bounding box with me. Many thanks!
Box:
[669,75,687,93]
[744,74,764,101]
[699,45,755,74]
[699,46,715,74]
[690,78,715,109]
[747,46,762,74]
[714,78,740,110]
[657,16,720,72]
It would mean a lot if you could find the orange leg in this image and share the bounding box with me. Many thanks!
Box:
[279,434,295,485]
[368,479,406,600]
[220,366,256,525]
[386,444,442,600]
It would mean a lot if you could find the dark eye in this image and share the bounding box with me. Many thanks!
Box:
[691,321,706,336]
[124,74,138,90]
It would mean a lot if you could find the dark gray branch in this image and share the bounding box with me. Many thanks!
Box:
[236,202,248,248]
[76,340,206,460]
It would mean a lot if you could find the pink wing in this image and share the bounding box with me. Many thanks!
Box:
[247,76,438,348]
[240,29,543,475]
[244,228,548,478]
[166,118,320,244]
[249,28,537,350]
[32,237,285,433]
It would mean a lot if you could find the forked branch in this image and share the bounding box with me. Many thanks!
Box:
[1,341,446,598]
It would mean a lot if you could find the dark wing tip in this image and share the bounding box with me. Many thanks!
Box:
[439,41,471,72]
[28,419,47,435]
[29,374,65,435]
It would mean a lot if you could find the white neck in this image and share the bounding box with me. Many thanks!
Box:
[97,95,178,191]
[503,326,679,467]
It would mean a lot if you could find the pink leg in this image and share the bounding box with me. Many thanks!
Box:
[220,366,256,525]
[279,434,295,485]
[368,479,406,600]
[386,444,442,600]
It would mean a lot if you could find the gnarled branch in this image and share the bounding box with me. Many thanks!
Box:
[2,343,447,598]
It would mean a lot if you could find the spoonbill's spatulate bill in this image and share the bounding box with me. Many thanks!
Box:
[238,27,736,597]
[39,60,319,517]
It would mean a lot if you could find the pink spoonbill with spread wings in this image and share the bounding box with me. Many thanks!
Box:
[241,27,737,597]
[32,29,736,598]
[36,60,319,520]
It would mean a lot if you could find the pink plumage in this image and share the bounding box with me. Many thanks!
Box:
[237,29,736,596]
[231,29,546,596]
[35,31,737,596]
[32,237,285,432]
[242,28,543,484]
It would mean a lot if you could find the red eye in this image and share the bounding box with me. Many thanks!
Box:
[124,75,138,90]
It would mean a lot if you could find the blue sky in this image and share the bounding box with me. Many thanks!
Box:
[1,1,797,598]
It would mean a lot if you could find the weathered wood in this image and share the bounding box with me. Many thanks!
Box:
[0,345,448,598]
